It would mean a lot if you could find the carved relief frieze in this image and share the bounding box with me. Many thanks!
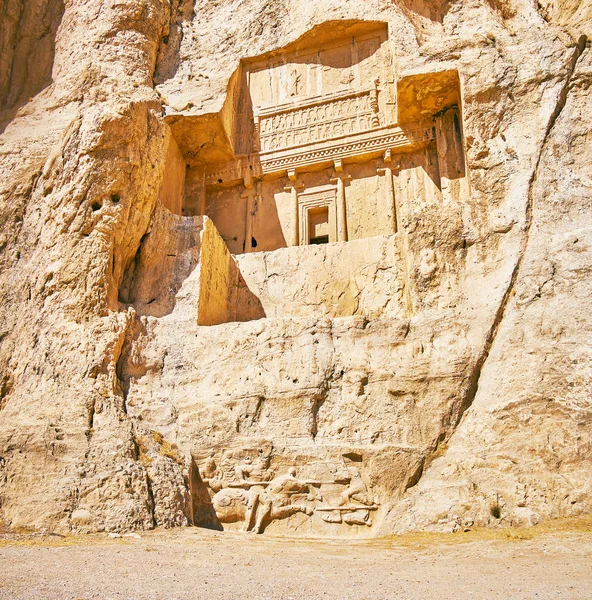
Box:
[255,83,382,154]
[195,448,380,533]
[258,123,436,173]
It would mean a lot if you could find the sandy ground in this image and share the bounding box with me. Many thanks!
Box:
[0,520,591,600]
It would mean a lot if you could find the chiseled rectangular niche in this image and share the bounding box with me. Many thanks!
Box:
[205,22,402,256]
[160,20,466,257]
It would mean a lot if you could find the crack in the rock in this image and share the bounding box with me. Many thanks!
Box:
[130,430,158,528]
[421,37,588,471]
[144,465,158,529]
[310,384,329,441]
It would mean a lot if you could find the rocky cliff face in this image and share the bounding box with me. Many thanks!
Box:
[0,0,590,535]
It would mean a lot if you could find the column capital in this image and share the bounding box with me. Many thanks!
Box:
[330,173,351,185]
[284,181,305,192]
[383,149,400,170]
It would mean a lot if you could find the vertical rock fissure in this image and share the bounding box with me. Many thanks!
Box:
[310,386,328,441]
[418,38,587,469]
[144,468,158,529]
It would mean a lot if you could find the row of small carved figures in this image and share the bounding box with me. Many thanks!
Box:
[258,95,373,133]
[201,463,379,531]
[214,478,379,508]
[258,116,380,152]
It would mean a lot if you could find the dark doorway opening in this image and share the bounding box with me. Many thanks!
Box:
[308,206,330,245]
[310,235,329,245]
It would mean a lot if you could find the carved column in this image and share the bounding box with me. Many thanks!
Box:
[253,114,261,153]
[331,160,351,242]
[291,185,299,246]
[377,149,400,234]
[243,191,255,252]
[370,78,381,128]
[243,166,256,253]
[434,106,467,205]
[284,169,303,246]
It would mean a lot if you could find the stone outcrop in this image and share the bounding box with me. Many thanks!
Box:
[0,0,590,536]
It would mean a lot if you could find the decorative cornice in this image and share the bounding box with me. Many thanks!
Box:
[204,123,435,186]
[259,124,434,173]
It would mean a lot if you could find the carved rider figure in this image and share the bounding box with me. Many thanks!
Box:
[340,466,375,507]
[231,455,273,531]
[200,450,223,493]
[247,467,314,534]
[235,455,273,484]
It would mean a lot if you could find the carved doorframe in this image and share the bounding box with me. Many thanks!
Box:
[298,185,337,245]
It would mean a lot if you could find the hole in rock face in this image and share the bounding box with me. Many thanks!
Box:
[251,237,258,248]
[310,235,329,245]
[111,193,121,203]
[91,201,102,212]
[343,452,363,462]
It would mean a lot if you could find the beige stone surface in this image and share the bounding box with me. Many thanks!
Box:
[234,234,406,319]
[385,39,592,534]
[0,0,590,539]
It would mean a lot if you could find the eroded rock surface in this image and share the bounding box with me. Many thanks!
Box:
[0,0,590,536]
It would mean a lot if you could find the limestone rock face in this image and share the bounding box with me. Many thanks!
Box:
[387,42,592,533]
[0,0,590,536]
